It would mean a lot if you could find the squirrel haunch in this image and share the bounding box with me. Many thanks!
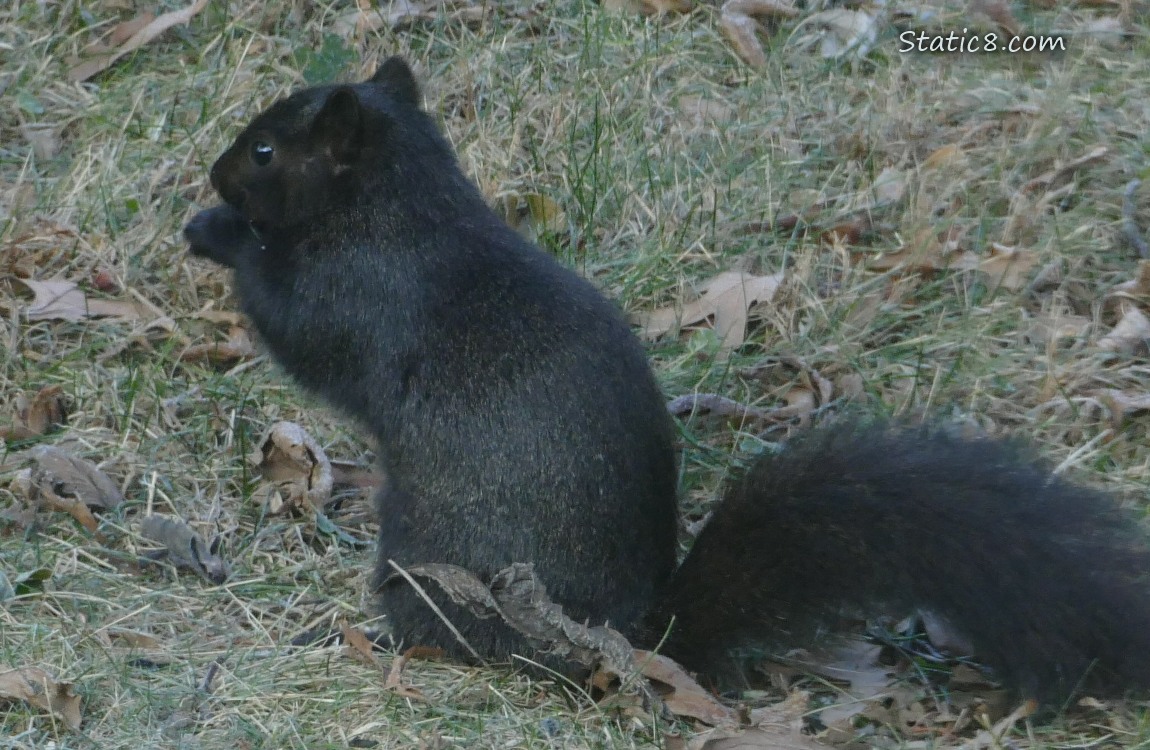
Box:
[186,57,1150,702]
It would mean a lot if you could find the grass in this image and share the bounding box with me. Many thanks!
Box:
[3,0,1150,747]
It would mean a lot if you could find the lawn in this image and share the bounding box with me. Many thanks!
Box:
[3,1,1150,748]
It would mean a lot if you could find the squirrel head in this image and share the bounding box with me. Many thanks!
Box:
[208,57,423,233]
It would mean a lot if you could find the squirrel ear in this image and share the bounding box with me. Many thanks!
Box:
[369,56,421,107]
[312,88,364,165]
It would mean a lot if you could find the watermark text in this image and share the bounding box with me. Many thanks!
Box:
[899,29,1066,53]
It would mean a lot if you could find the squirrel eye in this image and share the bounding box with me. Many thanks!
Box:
[250,141,274,167]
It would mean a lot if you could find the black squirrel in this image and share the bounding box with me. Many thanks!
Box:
[184,57,1150,703]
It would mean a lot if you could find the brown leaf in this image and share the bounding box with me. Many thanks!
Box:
[0,385,68,440]
[140,515,229,584]
[29,445,124,511]
[970,0,1023,36]
[1108,259,1150,300]
[689,726,825,750]
[36,484,100,534]
[340,620,381,667]
[0,667,82,730]
[606,0,694,11]
[720,8,767,68]
[11,278,148,322]
[1092,388,1150,431]
[68,0,210,81]
[193,309,246,326]
[383,646,440,701]
[719,0,802,69]
[1020,146,1108,194]
[972,243,1039,292]
[794,9,879,59]
[920,144,965,171]
[725,0,799,18]
[108,11,157,45]
[497,193,566,240]
[179,326,256,365]
[637,271,784,352]
[634,650,739,726]
[393,562,646,686]
[1098,303,1150,353]
[248,422,334,512]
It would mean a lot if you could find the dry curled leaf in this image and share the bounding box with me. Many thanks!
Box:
[392,562,645,685]
[0,666,82,730]
[29,445,124,511]
[340,620,381,667]
[1020,146,1108,194]
[67,0,209,81]
[631,650,739,726]
[497,193,566,241]
[721,10,766,67]
[140,515,229,584]
[383,646,442,701]
[1098,304,1150,353]
[248,421,334,512]
[638,271,784,353]
[689,726,825,750]
[793,8,879,60]
[604,0,694,13]
[721,0,799,67]
[970,243,1039,292]
[9,278,149,322]
[179,326,256,365]
[1,385,68,440]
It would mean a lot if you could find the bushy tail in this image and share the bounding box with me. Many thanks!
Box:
[650,422,1150,701]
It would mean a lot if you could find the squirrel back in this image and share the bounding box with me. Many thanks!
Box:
[186,58,1150,703]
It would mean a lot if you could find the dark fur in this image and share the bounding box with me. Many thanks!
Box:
[186,57,1150,702]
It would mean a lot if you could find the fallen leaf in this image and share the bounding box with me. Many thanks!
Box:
[248,422,334,512]
[971,242,1039,292]
[340,620,381,667]
[140,515,229,584]
[1023,313,1091,346]
[1097,303,1150,353]
[794,9,879,60]
[1092,388,1150,431]
[970,0,1023,35]
[677,96,735,125]
[19,124,62,161]
[179,326,256,365]
[688,726,825,750]
[0,667,82,730]
[1108,259,1150,300]
[634,650,739,726]
[863,167,907,210]
[1072,16,1126,46]
[29,445,124,511]
[720,0,800,69]
[497,193,566,240]
[921,144,965,171]
[604,0,694,13]
[68,0,210,81]
[1021,146,1108,194]
[112,12,158,44]
[391,562,647,691]
[11,278,149,322]
[637,271,784,352]
[0,385,68,440]
[383,645,441,701]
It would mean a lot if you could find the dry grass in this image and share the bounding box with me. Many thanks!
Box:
[3,0,1150,747]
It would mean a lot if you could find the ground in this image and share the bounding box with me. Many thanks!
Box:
[2,0,1150,748]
